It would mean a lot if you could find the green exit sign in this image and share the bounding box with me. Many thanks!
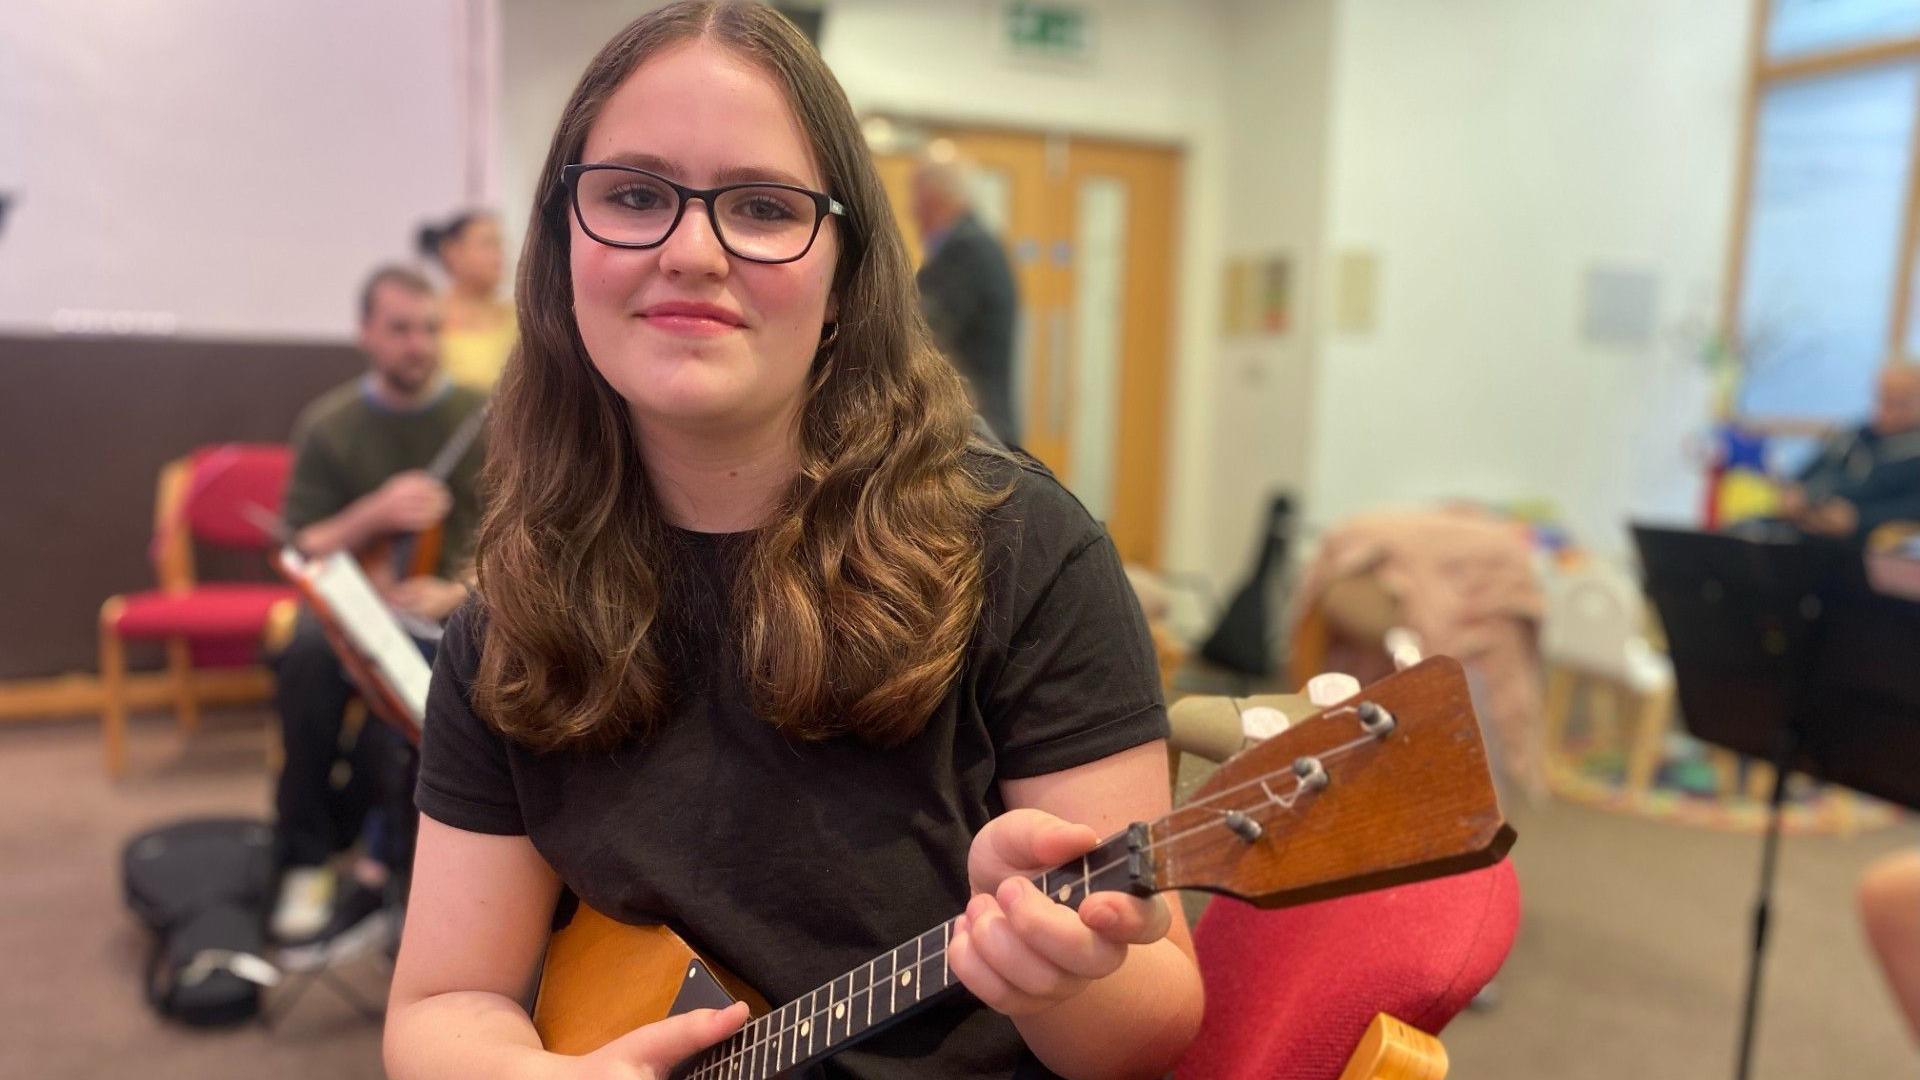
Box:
[1004,1,1094,62]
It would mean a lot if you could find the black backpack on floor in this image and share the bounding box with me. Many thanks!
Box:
[122,817,278,1026]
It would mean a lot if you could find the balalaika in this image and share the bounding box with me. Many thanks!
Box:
[532,657,1516,1078]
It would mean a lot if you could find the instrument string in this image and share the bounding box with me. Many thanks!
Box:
[692,710,1394,1078]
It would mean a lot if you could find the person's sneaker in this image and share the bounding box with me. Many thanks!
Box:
[276,880,392,972]
[315,879,386,943]
[270,866,336,944]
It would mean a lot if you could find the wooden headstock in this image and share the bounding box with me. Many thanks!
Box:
[1151,656,1514,907]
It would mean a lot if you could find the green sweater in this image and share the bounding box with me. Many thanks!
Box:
[283,378,488,578]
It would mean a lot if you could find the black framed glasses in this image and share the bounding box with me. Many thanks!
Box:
[561,163,847,264]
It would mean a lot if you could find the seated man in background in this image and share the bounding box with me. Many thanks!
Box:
[271,265,486,944]
[1779,365,1920,543]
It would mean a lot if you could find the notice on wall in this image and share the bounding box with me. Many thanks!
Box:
[1222,253,1293,338]
[1223,259,1253,336]
[1332,250,1380,335]
[1259,256,1292,334]
[1582,266,1659,347]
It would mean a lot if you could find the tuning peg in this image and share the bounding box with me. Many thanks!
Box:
[1358,702,1396,737]
[1223,810,1264,843]
[1292,756,1329,791]
[1305,672,1361,707]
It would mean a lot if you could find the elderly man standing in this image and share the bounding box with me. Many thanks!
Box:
[912,156,1021,446]
[1781,365,1920,542]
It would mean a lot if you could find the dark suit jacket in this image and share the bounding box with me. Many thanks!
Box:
[917,213,1020,445]
[1799,424,1920,541]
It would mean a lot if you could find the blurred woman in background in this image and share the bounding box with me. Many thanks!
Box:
[418,210,516,389]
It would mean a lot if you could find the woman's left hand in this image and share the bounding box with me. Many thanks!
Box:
[952,808,1173,1017]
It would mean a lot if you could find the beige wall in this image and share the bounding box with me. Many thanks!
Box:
[1206,0,1337,578]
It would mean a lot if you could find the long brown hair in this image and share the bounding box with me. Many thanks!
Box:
[473,0,1003,752]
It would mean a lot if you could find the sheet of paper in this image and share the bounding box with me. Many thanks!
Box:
[293,550,434,724]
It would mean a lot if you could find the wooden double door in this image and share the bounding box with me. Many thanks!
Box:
[874,128,1181,568]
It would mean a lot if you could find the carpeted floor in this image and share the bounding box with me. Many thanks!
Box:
[3,707,1915,1078]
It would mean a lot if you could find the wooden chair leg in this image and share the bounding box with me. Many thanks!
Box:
[1587,680,1621,757]
[262,597,297,774]
[167,636,201,738]
[1624,682,1675,796]
[1542,665,1576,764]
[99,601,129,778]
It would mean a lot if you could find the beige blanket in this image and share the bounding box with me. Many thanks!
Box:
[1291,507,1546,798]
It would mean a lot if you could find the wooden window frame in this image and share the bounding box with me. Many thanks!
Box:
[1724,1,1920,373]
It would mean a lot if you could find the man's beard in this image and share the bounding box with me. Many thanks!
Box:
[381,361,435,397]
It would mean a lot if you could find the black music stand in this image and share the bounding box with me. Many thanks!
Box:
[1632,524,1920,1080]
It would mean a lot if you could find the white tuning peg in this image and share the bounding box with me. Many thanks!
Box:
[1305,672,1361,708]
[1384,627,1424,671]
[1238,705,1290,741]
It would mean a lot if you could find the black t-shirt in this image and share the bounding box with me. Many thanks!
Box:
[416,450,1169,1080]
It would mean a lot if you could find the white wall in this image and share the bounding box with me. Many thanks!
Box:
[0,0,485,340]
[1206,0,1337,577]
[1306,0,1751,552]
[498,0,1231,577]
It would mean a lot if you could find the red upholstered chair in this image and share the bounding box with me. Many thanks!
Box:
[99,444,298,776]
[1176,859,1520,1080]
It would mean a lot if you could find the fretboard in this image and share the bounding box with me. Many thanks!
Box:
[673,828,1146,1080]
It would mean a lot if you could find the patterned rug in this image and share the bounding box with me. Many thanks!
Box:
[1547,740,1902,836]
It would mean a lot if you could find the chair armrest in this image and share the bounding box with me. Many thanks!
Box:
[1168,692,1319,763]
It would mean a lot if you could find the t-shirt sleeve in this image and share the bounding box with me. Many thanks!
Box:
[415,603,527,834]
[984,526,1170,780]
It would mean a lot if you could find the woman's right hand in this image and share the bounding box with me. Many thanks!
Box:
[563,1002,749,1080]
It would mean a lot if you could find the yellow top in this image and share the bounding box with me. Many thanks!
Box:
[441,312,518,390]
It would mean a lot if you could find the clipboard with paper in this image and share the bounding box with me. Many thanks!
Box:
[274,547,433,744]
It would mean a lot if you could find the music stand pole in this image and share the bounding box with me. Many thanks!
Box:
[1733,728,1799,1080]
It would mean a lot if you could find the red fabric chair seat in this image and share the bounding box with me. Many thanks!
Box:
[1176,860,1520,1080]
[188,638,266,668]
[109,584,297,643]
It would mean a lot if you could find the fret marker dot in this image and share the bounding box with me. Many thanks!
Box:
[687,966,698,980]
[900,971,913,986]
[799,1020,811,1038]
[834,1003,845,1019]
[1057,885,1071,902]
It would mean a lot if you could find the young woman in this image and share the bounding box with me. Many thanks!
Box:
[418,210,517,390]
[384,4,1202,1078]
